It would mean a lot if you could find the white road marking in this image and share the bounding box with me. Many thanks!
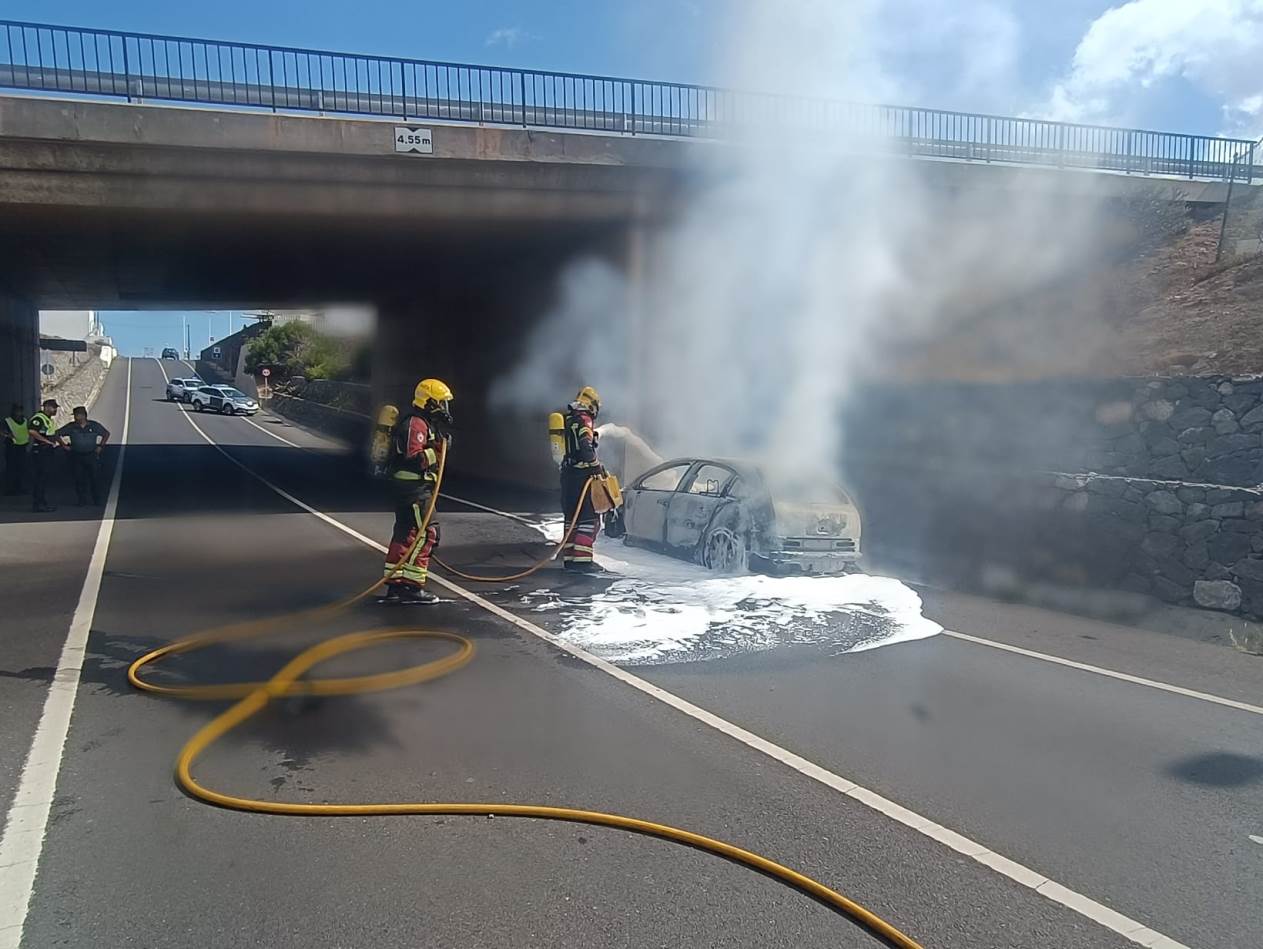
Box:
[241,408,543,530]
[1250,835,1263,846]
[312,448,1257,718]
[241,414,302,448]
[944,630,1263,717]
[0,359,132,949]
[167,383,1190,949]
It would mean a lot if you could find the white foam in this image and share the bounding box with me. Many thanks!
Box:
[521,536,942,665]
[537,514,567,544]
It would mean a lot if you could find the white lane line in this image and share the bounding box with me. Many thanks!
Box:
[240,411,543,530]
[944,630,1263,717]
[210,366,1257,720]
[300,447,1255,720]
[0,359,132,949]
[242,414,303,448]
[1250,835,1263,846]
[168,397,1189,949]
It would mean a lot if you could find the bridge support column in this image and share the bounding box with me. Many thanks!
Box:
[0,292,40,417]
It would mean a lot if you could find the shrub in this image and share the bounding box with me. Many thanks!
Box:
[245,321,351,380]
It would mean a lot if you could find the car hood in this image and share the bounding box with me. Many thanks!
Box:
[771,500,860,539]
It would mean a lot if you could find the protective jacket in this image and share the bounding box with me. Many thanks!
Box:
[389,410,444,482]
[562,403,600,471]
[28,413,56,451]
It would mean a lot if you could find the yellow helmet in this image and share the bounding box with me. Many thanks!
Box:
[575,385,601,417]
[413,378,454,410]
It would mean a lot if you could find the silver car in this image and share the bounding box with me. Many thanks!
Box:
[620,458,862,575]
[165,377,203,402]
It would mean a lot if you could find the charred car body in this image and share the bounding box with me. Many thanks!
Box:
[619,458,861,575]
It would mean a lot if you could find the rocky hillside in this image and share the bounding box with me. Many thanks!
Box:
[878,200,1263,382]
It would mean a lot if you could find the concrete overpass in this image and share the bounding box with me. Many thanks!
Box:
[0,22,1255,479]
[0,91,1252,479]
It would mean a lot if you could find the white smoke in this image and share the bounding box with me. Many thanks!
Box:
[489,258,631,417]
[494,0,1122,476]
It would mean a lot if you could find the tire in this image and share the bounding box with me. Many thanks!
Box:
[220,403,234,416]
[166,391,173,402]
[702,527,746,574]
[193,400,202,412]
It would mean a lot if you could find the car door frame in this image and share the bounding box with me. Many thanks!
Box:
[624,460,695,551]
[665,462,739,555]
[208,387,226,411]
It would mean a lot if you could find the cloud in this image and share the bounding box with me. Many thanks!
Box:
[1042,0,1263,135]
[485,26,531,49]
[712,0,1022,110]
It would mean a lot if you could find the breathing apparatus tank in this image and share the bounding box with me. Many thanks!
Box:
[370,404,399,477]
[548,411,566,466]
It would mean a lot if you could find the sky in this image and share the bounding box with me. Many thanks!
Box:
[13,0,1263,354]
[11,0,1263,133]
[97,311,248,358]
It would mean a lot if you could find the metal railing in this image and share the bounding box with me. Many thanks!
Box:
[0,20,1254,182]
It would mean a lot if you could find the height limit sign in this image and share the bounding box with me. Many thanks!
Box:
[394,126,433,155]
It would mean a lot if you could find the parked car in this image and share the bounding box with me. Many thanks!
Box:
[161,347,180,359]
[165,377,203,402]
[620,458,862,575]
[189,385,259,416]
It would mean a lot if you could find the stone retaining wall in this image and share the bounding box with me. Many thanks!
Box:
[1047,474,1263,613]
[844,375,1263,488]
[267,392,368,446]
[41,347,108,412]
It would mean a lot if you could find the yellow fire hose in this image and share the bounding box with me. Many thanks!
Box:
[434,474,593,583]
[127,443,923,949]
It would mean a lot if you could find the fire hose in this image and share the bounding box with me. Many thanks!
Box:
[127,442,923,949]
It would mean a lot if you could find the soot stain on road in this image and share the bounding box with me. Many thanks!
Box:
[1166,751,1263,787]
[82,630,409,766]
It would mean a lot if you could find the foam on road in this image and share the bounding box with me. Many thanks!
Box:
[520,526,941,664]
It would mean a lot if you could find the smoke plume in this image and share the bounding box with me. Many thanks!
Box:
[494,0,1122,478]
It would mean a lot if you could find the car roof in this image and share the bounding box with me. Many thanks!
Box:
[645,457,761,480]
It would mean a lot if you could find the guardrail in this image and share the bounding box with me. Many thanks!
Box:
[0,20,1254,182]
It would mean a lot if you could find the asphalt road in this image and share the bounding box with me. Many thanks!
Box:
[2,357,1260,948]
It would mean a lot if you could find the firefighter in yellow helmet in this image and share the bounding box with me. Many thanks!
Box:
[559,386,602,572]
[378,378,453,605]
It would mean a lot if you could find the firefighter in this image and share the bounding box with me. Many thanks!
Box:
[378,378,453,605]
[560,386,602,572]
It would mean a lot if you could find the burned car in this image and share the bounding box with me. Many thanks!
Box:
[619,458,861,575]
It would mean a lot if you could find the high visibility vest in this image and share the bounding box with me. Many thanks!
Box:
[28,413,54,448]
[4,416,28,446]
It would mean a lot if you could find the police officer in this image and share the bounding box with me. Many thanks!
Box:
[56,405,110,506]
[27,398,62,513]
[2,403,29,496]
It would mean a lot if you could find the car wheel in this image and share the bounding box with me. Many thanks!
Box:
[193,401,202,412]
[702,527,746,574]
[220,403,234,415]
